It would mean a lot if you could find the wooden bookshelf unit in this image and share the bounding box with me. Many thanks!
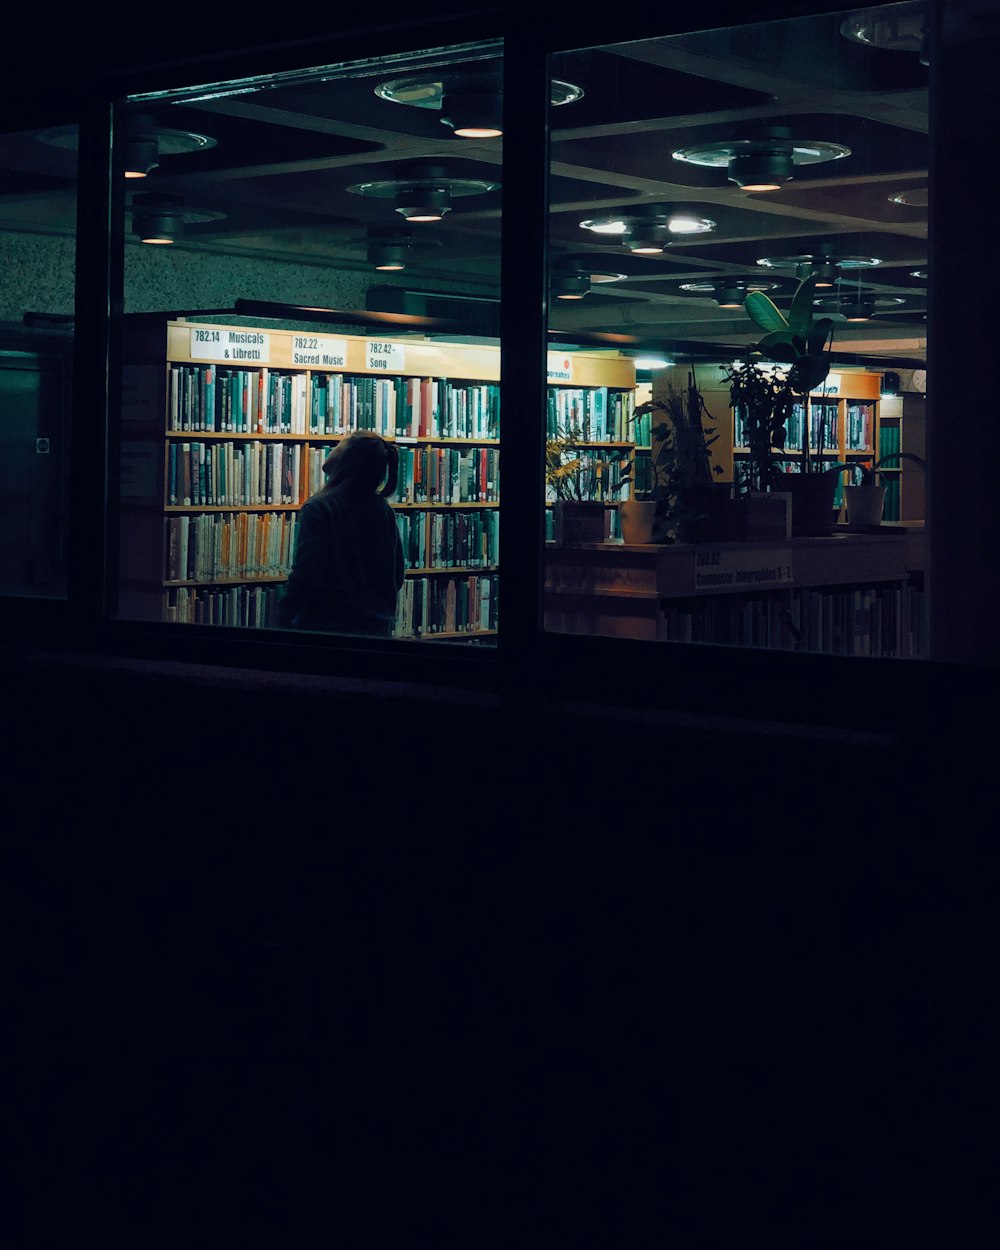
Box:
[118,316,638,639]
[545,529,926,656]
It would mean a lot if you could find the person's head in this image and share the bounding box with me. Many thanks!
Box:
[321,431,399,497]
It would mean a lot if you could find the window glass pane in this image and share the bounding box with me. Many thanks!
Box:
[545,5,929,661]
[0,123,76,600]
[114,42,502,646]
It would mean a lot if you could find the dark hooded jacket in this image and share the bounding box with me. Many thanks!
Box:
[275,481,404,635]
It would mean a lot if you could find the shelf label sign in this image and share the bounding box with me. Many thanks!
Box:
[693,546,794,591]
[190,328,271,363]
[547,352,574,381]
[366,340,405,371]
[291,335,348,368]
[120,441,159,498]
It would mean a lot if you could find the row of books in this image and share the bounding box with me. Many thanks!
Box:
[543,505,621,543]
[734,401,876,453]
[882,476,901,522]
[168,365,502,440]
[394,573,499,637]
[165,511,298,584]
[395,509,500,570]
[659,581,925,657]
[544,448,634,503]
[169,365,307,435]
[846,402,876,451]
[163,574,499,635]
[163,583,284,627]
[395,445,499,504]
[168,440,305,507]
[546,387,636,444]
[878,421,901,460]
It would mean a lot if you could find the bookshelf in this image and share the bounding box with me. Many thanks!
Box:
[544,352,638,541]
[544,531,927,657]
[874,391,926,522]
[119,317,637,639]
[732,370,882,515]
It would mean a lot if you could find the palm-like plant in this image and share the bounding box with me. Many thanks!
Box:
[742,274,837,473]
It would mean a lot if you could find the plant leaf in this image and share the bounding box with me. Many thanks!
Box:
[787,275,819,337]
[754,335,799,364]
[806,317,834,356]
[744,290,788,333]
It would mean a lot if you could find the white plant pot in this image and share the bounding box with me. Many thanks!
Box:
[843,483,887,528]
[619,498,658,544]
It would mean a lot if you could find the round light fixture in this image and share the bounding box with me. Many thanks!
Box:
[374,71,583,139]
[366,226,413,271]
[38,116,217,179]
[679,278,782,307]
[814,293,907,322]
[889,187,928,207]
[550,264,627,300]
[348,164,499,222]
[757,252,882,287]
[840,2,929,64]
[129,193,226,244]
[673,126,850,191]
[581,208,716,250]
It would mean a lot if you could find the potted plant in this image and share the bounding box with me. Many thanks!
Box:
[546,424,607,544]
[741,274,845,535]
[622,369,728,543]
[842,451,926,527]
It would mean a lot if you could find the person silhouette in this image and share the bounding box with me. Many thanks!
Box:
[276,430,404,636]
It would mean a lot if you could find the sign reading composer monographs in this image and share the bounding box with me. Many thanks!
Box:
[694,546,794,592]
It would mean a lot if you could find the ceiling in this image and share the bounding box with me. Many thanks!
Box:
[0,4,929,369]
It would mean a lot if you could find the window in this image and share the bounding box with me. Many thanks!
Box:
[112,42,503,646]
[544,5,930,663]
[0,122,77,601]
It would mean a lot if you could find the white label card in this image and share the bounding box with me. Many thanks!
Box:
[693,546,794,592]
[190,328,271,363]
[365,340,405,372]
[547,352,573,382]
[292,335,348,368]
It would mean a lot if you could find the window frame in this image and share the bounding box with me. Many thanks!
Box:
[6,1,998,734]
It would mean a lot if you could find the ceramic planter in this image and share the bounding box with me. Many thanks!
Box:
[843,483,887,528]
[552,499,606,545]
[619,498,658,544]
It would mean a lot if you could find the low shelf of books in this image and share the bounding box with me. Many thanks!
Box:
[119,321,638,642]
[544,352,638,539]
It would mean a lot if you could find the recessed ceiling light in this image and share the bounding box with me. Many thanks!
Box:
[38,116,217,179]
[128,193,225,244]
[813,293,907,321]
[756,252,882,286]
[889,187,928,206]
[550,264,627,300]
[581,208,716,251]
[840,1,929,64]
[672,126,850,190]
[373,71,583,139]
[348,164,499,221]
[679,278,781,307]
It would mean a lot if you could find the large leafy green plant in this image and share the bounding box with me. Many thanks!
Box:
[743,274,834,396]
[741,274,838,474]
